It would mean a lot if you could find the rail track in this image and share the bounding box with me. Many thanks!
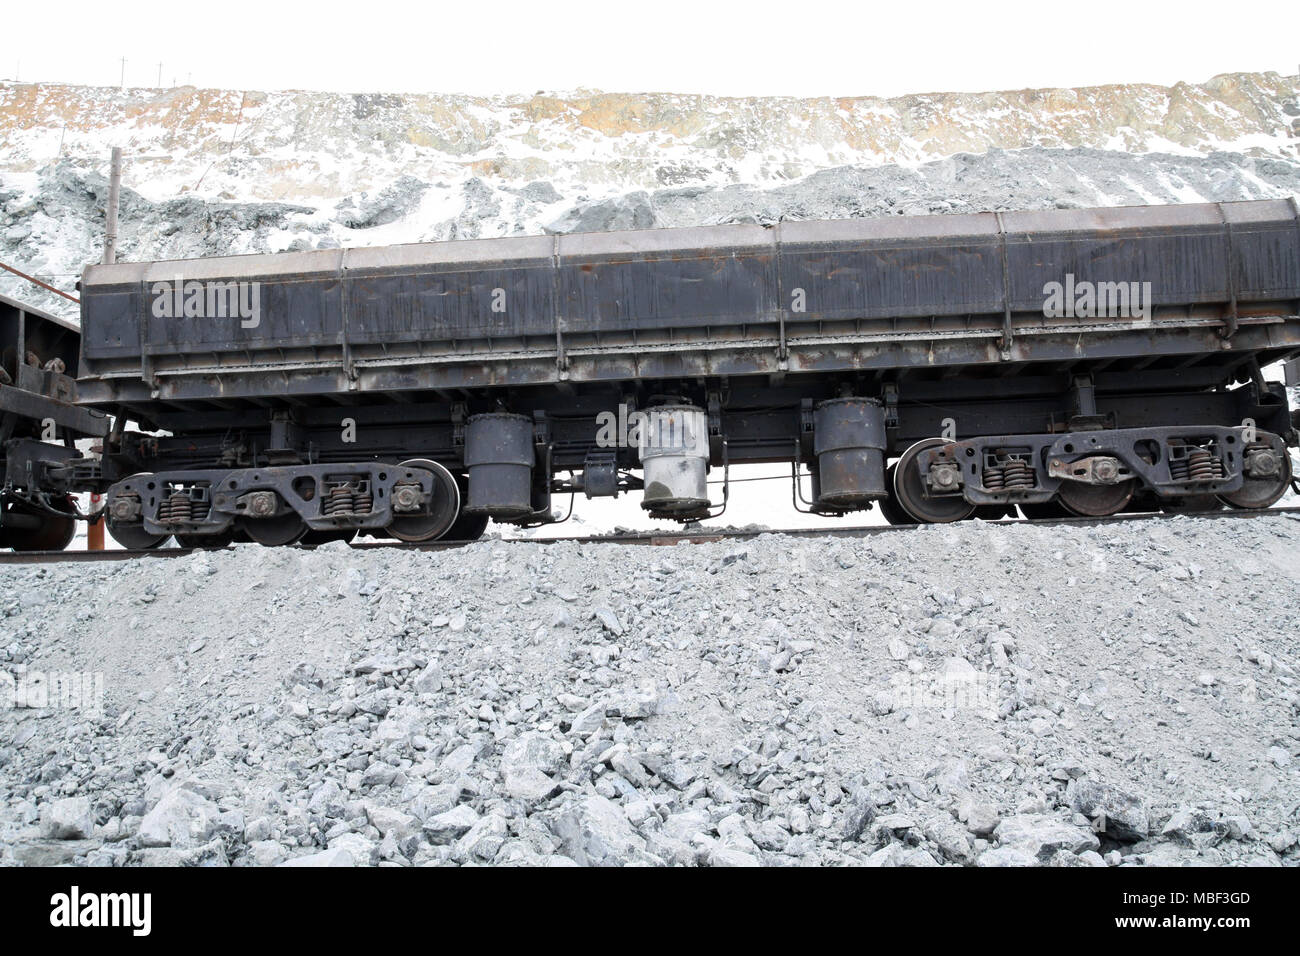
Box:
[2,505,1297,565]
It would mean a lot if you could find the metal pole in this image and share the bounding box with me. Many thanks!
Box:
[0,260,79,303]
[89,147,122,551]
[103,147,120,265]
[87,493,105,551]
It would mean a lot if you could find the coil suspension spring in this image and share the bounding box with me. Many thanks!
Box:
[159,490,207,524]
[1001,458,1035,490]
[1171,446,1224,482]
[323,485,357,515]
[983,457,1034,491]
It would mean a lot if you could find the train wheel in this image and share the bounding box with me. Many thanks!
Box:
[442,510,489,542]
[105,473,171,549]
[386,459,460,542]
[893,439,976,523]
[236,513,307,547]
[439,472,489,541]
[877,466,914,526]
[1219,452,1292,510]
[5,497,77,552]
[107,524,170,549]
[107,521,171,550]
[1058,477,1137,517]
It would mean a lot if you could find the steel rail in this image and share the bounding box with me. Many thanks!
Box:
[2,506,1297,565]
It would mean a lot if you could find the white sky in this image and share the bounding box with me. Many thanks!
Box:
[7,0,1298,97]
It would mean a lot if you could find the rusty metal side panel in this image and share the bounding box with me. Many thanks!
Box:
[75,199,1300,405]
[1228,217,1300,302]
[1003,228,1229,311]
[347,263,555,344]
[344,237,556,343]
[558,251,775,334]
[147,272,345,356]
[778,235,1006,323]
[80,256,348,360]
[79,263,146,363]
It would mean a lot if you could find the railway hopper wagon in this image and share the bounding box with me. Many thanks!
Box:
[76,199,1300,548]
[1,293,110,550]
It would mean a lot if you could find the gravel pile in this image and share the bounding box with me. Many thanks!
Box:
[2,514,1299,867]
[546,147,1300,234]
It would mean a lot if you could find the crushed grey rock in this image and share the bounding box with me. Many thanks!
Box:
[554,795,648,866]
[994,815,1100,862]
[958,797,1001,837]
[1067,780,1150,842]
[137,788,221,849]
[424,805,479,845]
[1,515,1298,868]
[977,846,1038,867]
[40,797,94,840]
[280,847,355,867]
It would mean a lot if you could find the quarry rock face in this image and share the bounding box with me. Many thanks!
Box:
[4,74,1298,195]
[1,73,1298,315]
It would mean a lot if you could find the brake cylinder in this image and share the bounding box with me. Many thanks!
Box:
[464,413,535,519]
[638,405,710,516]
[813,397,887,510]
